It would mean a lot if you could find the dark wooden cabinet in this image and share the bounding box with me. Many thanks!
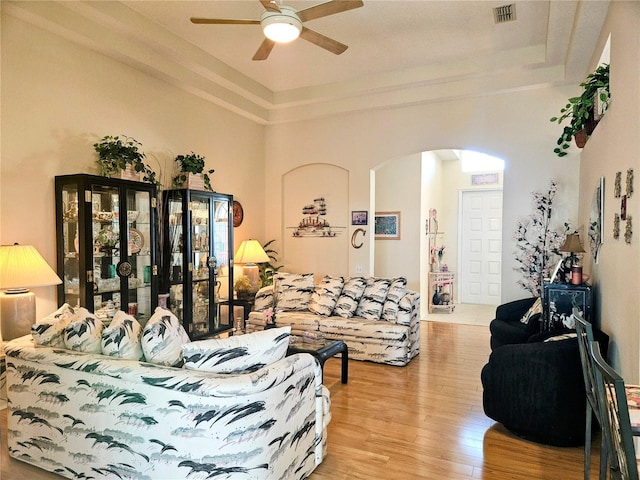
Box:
[55,174,158,323]
[542,283,593,332]
[162,189,234,339]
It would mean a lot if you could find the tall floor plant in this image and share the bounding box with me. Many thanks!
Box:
[513,180,571,297]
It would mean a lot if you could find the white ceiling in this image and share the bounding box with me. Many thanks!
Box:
[4,0,610,124]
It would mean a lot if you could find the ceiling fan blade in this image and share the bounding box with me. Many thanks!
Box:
[191,18,260,25]
[259,0,281,13]
[300,27,348,55]
[297,0,363,23]
[253,38,276,61]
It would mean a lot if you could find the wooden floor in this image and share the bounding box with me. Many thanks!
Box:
[1,321,600,479]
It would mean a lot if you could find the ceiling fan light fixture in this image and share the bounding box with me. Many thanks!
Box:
[261,7,302,43]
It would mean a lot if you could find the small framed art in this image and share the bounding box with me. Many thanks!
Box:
[351,211,368,225]
[374,211,401,240]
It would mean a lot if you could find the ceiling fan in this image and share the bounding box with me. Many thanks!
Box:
[191,0,364,61]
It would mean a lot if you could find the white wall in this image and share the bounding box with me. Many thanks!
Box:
[265,88,581,305]
[0,15,265,322]
[374,153,421,292]
[578,1,640,380]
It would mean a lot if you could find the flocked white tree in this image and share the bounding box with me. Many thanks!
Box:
[513,180,572,297]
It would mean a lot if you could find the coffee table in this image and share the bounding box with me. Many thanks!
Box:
[287,337,348,384]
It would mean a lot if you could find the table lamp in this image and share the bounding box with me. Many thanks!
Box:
[234,239,269,293]
[559,234,585,284]
[0,244,62,340]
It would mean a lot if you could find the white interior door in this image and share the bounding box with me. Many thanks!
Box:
[459,189,503,305]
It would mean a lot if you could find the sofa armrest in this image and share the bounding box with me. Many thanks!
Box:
[495,297,537,323]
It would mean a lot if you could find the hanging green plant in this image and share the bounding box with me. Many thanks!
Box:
[550,64,610,157]
[93,135,159,186]
[172,152,215,191]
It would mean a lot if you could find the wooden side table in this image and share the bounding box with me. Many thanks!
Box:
[428,272,455,313]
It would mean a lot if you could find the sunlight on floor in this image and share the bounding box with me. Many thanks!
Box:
[424,303,496,326]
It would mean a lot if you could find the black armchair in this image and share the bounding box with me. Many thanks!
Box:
[489,297,540,350]
[481,328,609,446]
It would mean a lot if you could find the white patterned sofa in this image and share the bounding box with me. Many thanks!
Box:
[247,273,421,366]
[5,329,331,479]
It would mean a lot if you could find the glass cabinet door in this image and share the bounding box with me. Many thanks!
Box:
[163,189,233,339]
[59,184,81,307]
[190,196,211,337]
[55,174,158,323]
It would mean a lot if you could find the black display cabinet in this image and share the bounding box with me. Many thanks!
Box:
[542,282,593,332]
[55,174,158,323]
[162,189,234,339]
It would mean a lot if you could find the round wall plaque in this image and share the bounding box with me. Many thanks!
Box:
[233,200,244,227]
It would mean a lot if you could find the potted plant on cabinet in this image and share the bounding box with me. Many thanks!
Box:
[172,152,215,191]
[550,63,610,157]
[94,135,159,186]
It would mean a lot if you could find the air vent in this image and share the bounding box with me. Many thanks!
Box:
[493,4,516,23]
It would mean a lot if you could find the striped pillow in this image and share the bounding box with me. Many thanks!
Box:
[101,311,143,360]
[141,307,191,366]
[253,285,274,312]
[63,308,104,353]
[274,272,315,311]
[382,277,408,321]
[356,277,391,320]
[32,303,76,348]
[334,277,367,318]
[182,326,291,374]
[309,275,344,316]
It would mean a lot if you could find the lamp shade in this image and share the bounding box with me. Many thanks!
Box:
[559,234,585,254]
[0,244,62,291]
[234,240,270,265]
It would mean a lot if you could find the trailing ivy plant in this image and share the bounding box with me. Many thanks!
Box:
[550,63,610,157]
[513,180,573,297]
[93,135,159,186]
[172,152,215,191]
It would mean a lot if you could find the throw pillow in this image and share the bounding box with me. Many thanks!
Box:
[356,277,391,320]
[63,308,104,353]
[273,272,315,311]
[141,307,191,366]
[182,326,291,374]
[101,311,144,360]
[520,297,543,325]
[32,303,76,348]
[309,275,344,316]
[333,277,367,318]
[382,277,408,321]
[253,285,274,312]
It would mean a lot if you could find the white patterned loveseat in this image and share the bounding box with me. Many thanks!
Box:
[246,273,421,367]
[5,330,331,479]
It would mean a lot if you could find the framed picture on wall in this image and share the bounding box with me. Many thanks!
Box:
[351,211,368,225]
[374,211,401,240]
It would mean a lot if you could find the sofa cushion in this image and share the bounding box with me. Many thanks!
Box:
[334,277,367,318]
[141,307,190,366]
[274,272,315,311]
[32,303,76,348]
[254,285,274,312]
[318,316,408,342]
[101,311,144,360]
[382,277,408,321]
[520,297,542,324]
[63,308,104,353]
[309,275,344,316]
[356,277,391,320]
[182,326,291,374]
